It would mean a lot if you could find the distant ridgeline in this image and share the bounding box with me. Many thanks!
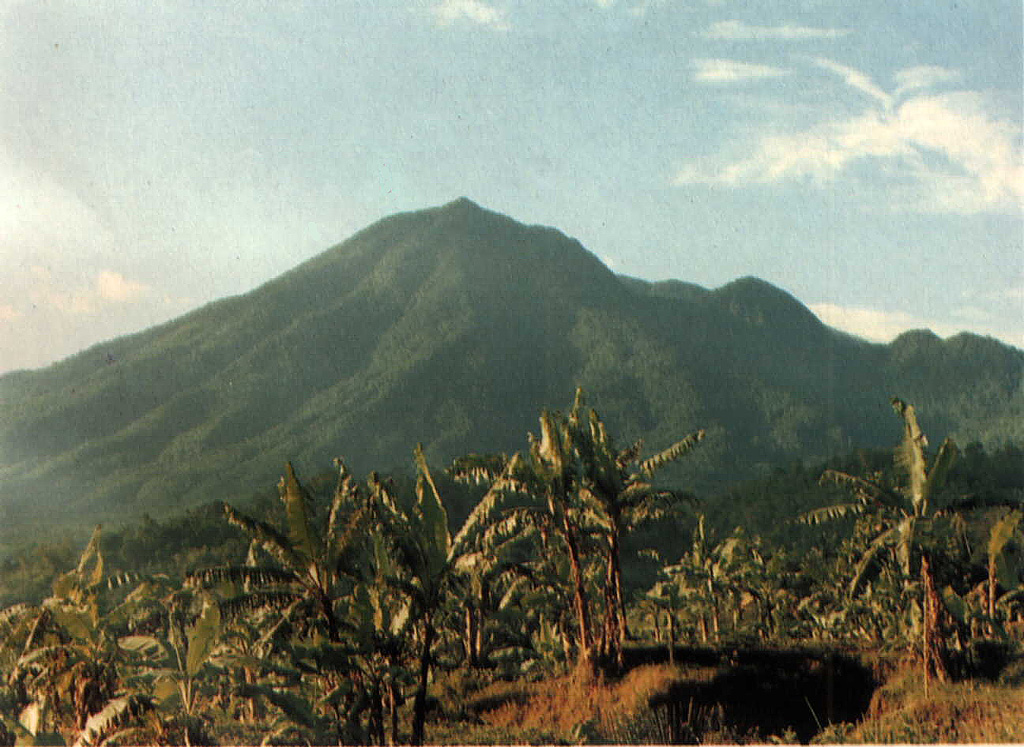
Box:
[1,198,1021,530]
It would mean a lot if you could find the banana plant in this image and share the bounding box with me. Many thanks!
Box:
[975,508,1024,636]
[117,589,223,747]
[654,516,767,644]
[571,389,705,667]
[371,444,502,745]
[642,576,687,662]
[193,461,360,643]
[800,399,983,688]
[449,389,704,671]
[451,415,602,668]
[7,527,149,746]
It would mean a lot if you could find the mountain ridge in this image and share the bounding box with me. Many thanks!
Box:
[1,198,1020,531]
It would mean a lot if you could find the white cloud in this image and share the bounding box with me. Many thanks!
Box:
[430,0,510,30]
[808,302,963,342]
[692,58,790,83]
[809,302,1024,348]
[702,20,850,41]
[677,62,1023,214]
[895,93,1023,211]
[97,270,149,303]
[812,57,892,108]
[676,109,913,185]
[894,65,961,97]
[24,266,150,315]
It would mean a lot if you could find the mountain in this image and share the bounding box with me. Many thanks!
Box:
[1,198,1021,533]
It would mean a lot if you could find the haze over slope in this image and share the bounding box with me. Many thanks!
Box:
[1,198,1021,530]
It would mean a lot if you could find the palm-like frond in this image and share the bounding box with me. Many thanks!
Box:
[924,438,958,504]
[819,470,899,508]
[218,591,304,620]
[639,430,705,477]
[798,502,867,526]
[989,509,1022,559]
[15,642,76,675]
[235,683,322,730]
[414,443,452,570]
[118,635,170,660]
[72,694,153,747]
[105,571,148,590]
[185,566,298,589]
[280,462,318,567]
[185,598,221,677]
[616,439,644,470]
[450,481,506,555]
[449,454,509,485]
[480,506,546,548]
[536,410,568,478]
[996,588,1024,609]
[223,504,305,576]
[623,490,692,526]
[327,460,360,550]
[0,603,30,627]
[75,525,105,590]
[849,525,901,596]
[892,398,929,508]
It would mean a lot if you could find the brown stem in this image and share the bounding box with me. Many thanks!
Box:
[562,514,594,668]
[411,619,435,746]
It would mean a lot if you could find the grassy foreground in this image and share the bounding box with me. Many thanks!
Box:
[420,657,1024,745]
[832,665,1024,744]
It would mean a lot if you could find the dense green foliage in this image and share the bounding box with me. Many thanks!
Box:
[1,392,1022,745]
[2,199,1021,539]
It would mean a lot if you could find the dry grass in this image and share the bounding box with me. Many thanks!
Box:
[482,665,685,734]
[429,664,702,744]
[431,655,1024,744]
[832,664,1024,744]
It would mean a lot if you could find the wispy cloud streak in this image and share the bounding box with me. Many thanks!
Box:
[692,58,790,83]
[812,57,892,108]
[703,20,850,41]
[430,0,510,30]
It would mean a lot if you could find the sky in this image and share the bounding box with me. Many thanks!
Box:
[1,0,1021,374]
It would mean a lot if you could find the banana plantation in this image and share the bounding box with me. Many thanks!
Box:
[1,391,1022,745]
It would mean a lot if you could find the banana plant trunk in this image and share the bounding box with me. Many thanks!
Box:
[708,581,721,641]
[465,606,479,667]
[318,588,341,642]
[921,553,949,692]
[667,612,676,665]
[988,555,998,635]
[564,521,595,670]
[607,529,628,669]
[388,682,400,746]
[369,684,385,746]
[411,618,435,746]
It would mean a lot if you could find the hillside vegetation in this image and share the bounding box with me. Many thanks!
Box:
[1,199,1022,536]
[1,391,1022,745]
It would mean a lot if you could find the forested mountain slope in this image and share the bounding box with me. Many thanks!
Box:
[1,198,1021,529]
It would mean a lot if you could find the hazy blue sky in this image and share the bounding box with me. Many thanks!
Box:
[1,0,1021,373]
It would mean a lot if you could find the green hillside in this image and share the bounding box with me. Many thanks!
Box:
[1,198,1021,533]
